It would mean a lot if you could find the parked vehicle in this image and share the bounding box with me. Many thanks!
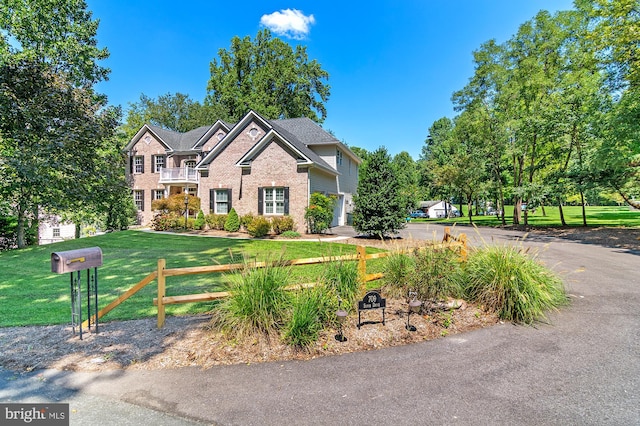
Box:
[409,210,427,218]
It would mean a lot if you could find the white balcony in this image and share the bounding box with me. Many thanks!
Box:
[159,167,199,184]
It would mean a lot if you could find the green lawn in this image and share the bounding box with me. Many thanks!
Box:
[0,231,382,327]
[413,205,640,227]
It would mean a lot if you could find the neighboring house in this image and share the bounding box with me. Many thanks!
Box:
[38,215,75,245]
[124,110,361,231]
[418,201,459,219]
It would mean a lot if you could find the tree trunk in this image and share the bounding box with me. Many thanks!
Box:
[75,223,81,239]
[16,210,27,249]
[541,204,547,217]
[580,191,587,226]
[514,198,522,225]
[467,199,473,225]
[558,202,567,226]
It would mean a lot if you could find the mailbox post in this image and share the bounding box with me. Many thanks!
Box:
[51,247,102,339]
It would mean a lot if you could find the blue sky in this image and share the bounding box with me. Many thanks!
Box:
[88,0,576,160]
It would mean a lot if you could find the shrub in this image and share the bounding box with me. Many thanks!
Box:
[194,210,205,230]
[152,193,201,215]
[206,214,227,230]
[271,215,295,234]
[240,213,255,231]
[246,216,271,237]
[224,208,240,232]
[281,230,301,238]
[151,212,183,231]
[305,192,335,234]
[463,245,568,324]
[210,260,291,337]
[284,287,330,348]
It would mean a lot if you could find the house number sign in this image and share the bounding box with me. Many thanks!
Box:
[357,291,386,329]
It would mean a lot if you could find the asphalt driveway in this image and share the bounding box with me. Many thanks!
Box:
[2,224,639,425]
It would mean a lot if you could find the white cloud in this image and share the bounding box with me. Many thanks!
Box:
[260,9,315,40]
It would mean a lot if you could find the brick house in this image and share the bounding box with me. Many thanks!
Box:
[124,110,361,231]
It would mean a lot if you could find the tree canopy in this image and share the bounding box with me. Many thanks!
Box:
[206,29,330,123]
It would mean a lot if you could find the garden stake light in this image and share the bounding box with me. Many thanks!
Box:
[406,290,422,332]
[335,297,348,342]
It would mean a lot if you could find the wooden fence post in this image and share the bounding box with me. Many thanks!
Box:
[157,258,166,329]
[459,234,468,262]
[357,245,367,284]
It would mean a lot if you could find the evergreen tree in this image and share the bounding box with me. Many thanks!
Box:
[353,147,406,238]
[224,208,240,232]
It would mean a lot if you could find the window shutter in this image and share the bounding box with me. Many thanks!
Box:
[228,189,232,211]
[210,189,215,212]
[151,155,156,173]
[284,187,289,215]
[141,156,144,173]
[129,156,133,174]
[258,187,263,215]
[141,190,145,211]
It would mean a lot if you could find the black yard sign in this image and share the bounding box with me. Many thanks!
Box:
[357,291,386,329]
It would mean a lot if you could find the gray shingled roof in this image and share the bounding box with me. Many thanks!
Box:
[271,117,339,145]
[147,124,212,152]
[268,120,335,173]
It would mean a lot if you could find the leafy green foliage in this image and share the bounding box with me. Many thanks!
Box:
[194,210,206,230]
[353,147,406,238]
[224,208,240,232]
[463,245,568,324]
[305,192,335,234]
[206,214,227,230]
[206,29,330,123]
[271,215,296,235]
[246,216,271,237]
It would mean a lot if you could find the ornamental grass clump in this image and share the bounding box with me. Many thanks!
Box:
[463,244,568,324]
[210,259,291,337]
[322,259,361,312]
[284,287,331,348]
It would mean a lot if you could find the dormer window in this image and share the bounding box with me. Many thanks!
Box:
[144,135,151,145]
[336,148,343,166]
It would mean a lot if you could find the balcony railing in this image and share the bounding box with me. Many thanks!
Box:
[159,167,199,184]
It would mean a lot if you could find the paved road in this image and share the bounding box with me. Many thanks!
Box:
[2,224,639,425]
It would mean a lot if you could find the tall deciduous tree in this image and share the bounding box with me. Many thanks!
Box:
[0,0,118,248]
[353,147,406,238]
[206,29,330,123]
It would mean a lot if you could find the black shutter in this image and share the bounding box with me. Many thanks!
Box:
[141,190,145,211]
[228,189,232,211]
[258,187,263,215]
[151,155,155,173]
[284,187,289,215]
[210,189,215,213]
[129,155,133,174]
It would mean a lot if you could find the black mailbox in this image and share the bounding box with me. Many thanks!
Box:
[51,247,103,274]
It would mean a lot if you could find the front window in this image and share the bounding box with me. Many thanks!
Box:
[184,160,196,169]
[152,189,164,200]
[214,189,229,214]
[154,155,165,173]
[134,156,144,174]
[264,187,285,215]
[134,190,144,211]
[52,228,60,238]
[336,149,343,166]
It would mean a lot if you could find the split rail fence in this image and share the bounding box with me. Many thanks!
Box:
[81,227,467,329]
